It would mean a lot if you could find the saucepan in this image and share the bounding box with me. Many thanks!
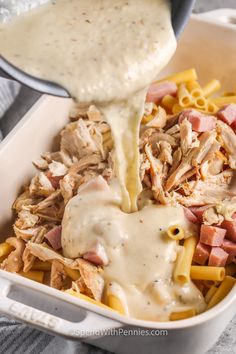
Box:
[0,0,195,96]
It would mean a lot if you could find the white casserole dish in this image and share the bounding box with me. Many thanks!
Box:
[0,9,236,354]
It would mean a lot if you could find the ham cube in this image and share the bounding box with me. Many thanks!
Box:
[190,205,211,223]
[208,247,228,267]
[217,104,236,126]
[179,109,216,132]
[221,239,236,264]
[221,219,236,242]
[83,242,109,266]
[200,225,226,246]
[183,207,199,224]
[45,226,62,250]
[193,242,211,265]
[146,81,177,104]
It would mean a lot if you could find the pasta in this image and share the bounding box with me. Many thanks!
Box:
[193,96,207,110]
[158,68,197,84]
[204,286,218,305]
[32,260,51,271]
[207,276,236,310]
[167,225,185,241]
[211,95,236,107]
[170,308,196,321]
[186,80,203,98]
[64,266,80,281]
[107,294,125,315]
[190,266,225,282]
[18,270,44,283]
[202,79,221,97]
[66,289,114,311]
[178,84,193,107]
[174,236,197,284]
[0,242,14,258]
[161,95,177,111]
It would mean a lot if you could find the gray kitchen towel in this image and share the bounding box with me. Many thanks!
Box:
[0,78,21,140]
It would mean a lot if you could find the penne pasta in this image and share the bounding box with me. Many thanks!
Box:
[190,266,225,281]
[107,294,126,315]
[161,95,178,111]
[0,242,14,258]
[186,80,203,98]
[167,225,185,241]
[18,270,44,283]
[178,84,193,107]
[202,79,221,98]
[174,236,197,284]
[158,68,197,85]
[170,308,196,321]
[64,266,80,281]
[211,95,236,107]
[207,276,236,310]
[204,286,218,305]
[172,103,184,114]
[32,260,51,271]
[206,101,219,114]
[194,96,207,110]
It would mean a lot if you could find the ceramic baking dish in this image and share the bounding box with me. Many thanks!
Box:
[0,9,236,354]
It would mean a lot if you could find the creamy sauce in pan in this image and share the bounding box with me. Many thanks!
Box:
[0,0,205,319]
[62,180,205,321]
[0,0,176,211]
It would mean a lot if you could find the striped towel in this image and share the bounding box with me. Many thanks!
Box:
[0,78,21,141]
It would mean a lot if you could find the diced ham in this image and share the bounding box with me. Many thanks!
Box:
[221,219,236,242]
[193,242,211,265]
[183,207,199,224]
[217,104,236,126]
[46,171,64,189]
[179,110,216,132]
[221,239,236,264]
[83,242,109,266]
[189,205,211,223]
[208,247,228,267]
[45,226,62,250]
[200,225,226,246]
[78,176,110,195]
[146,81,177,104]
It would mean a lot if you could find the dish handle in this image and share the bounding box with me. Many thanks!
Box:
[0,276,122,339]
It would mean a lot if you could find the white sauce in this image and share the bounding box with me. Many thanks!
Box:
[0,0,176,211]
[62,182,205,321]
[0,0,206,319]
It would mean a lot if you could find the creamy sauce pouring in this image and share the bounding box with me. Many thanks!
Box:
[0,0,206,319]
[62,180,205,321]
[0,0,176,211]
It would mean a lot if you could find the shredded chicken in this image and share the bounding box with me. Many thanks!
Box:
[1,237,25,272]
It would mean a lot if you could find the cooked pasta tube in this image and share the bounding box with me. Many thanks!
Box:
[170,308,196,321]
[172,103,183,114]
[66,289,115,311]
[106,281,128,315]
[174,236,197,284]
[194,96,207,110]
[32,260,51,271]
[205,286,218,305]
[167,225,185,241]
[207,276,236,310]
[190,266,225,281]
[186,80,203,98]
[212,96,236,107]
[158,68,197,85]
[225,263,236,276]
[206,101,219,114]
[18,270,44,283]
[202,79,221,97]
[161,95,178,111]
[178,84,193,107]
[64,266,80,281]
[0,242,14,258]
[142,114,154,124]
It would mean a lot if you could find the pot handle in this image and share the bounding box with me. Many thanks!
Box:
[0,276,122,339]
[194,8,236,28]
